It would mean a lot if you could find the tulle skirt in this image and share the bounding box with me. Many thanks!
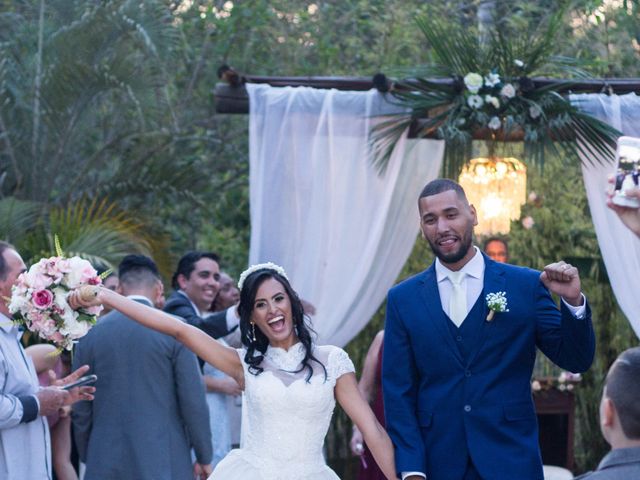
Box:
[209,449,340,480]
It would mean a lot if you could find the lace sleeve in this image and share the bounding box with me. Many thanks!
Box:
[327,347,355,382]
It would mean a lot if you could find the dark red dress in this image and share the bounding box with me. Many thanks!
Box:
[357,341,386,480]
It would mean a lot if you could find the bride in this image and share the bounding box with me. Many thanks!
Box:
[70,263,399,480]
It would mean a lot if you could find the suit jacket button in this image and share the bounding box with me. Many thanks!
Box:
[465,370,471,377]
[456,335,462,342]
[464,405,471,412]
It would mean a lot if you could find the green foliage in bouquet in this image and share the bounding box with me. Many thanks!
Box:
[373,7,621,178]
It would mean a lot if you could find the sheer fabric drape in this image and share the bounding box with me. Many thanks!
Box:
[571,93,640,338]
[247,84,444,346]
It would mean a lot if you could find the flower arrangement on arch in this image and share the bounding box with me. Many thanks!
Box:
[8,237,104,350]
[371,7,620,177]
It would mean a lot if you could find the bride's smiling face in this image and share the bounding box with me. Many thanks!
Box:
[251,277,297,349]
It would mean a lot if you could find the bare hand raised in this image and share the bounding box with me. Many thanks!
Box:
[540,261,583,306]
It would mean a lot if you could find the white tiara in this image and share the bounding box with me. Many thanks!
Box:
[237,262,289,291]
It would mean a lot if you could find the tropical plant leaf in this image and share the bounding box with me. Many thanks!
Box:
[371,4,621,175]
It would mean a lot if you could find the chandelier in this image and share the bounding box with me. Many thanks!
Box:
[458,157,527,236]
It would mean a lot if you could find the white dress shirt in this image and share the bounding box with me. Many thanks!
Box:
[402,248,586,480]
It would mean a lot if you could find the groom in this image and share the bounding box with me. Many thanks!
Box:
[382,179,595,480]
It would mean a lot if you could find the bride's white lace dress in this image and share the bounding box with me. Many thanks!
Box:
[209,342,355,480]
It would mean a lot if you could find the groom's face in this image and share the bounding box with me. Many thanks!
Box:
[419,189,477,266]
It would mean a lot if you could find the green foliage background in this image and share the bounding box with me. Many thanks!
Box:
[2,0,640,476]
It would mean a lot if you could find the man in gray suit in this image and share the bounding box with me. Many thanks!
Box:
[72,255,213,480]
[576,346,640,479]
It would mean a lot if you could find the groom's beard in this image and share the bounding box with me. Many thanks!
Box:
[427,225,474,265]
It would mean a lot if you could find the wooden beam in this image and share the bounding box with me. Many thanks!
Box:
[214,75,640,115]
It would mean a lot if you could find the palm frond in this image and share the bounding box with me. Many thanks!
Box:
[372,5,620,175]
[0,197,42,242]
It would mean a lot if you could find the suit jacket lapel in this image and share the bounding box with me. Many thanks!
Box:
[418,265,464,367]
[466,255,506,367]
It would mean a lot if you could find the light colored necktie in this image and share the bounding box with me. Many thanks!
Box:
[448,271,467,327]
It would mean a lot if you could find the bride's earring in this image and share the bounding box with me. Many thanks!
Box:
[251,322,257,342]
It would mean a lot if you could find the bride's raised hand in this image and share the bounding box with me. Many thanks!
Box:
[68,285,103,310]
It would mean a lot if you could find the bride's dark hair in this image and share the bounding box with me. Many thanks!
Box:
[238,269,325,382]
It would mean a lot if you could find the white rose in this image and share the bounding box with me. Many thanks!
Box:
[64,257,92,289]
[488,116,501,130]
[8,290,31,314]
[60,309,90,339]
[531,380,542,391]
[529,105,542,119]
[467,94,484,109]
[53,287,68,310]
[484,95,500,109]
[522,216,535,229]
[463,73,483,93]
[500,83,516,98]
[484,72,501,87]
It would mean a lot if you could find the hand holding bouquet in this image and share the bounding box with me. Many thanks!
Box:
[8,246,104,350]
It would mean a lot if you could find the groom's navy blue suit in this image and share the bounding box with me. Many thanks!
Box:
[383,255,595,480]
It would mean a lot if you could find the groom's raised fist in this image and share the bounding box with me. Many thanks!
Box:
[540,261,583,306]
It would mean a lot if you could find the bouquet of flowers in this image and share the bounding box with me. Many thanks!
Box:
[8,241,103,350]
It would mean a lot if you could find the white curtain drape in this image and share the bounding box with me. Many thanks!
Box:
[248,84,444,347]
[571,93,640,338]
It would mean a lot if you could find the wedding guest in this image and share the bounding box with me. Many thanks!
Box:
[26,344,77,480]
[575,347,640,479]
[383,179,595,480]
[0,241,95,479]
[164,252,237,339]
[482,237,509,263]
[72,254,213,480]
[350,330,386,480]
[203,271,242,466]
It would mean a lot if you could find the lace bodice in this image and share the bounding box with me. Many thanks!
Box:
[237,343,354,477]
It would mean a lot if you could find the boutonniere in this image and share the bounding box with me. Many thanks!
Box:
[485,291,509,321]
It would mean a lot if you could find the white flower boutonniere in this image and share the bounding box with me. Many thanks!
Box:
[486,291,509,321]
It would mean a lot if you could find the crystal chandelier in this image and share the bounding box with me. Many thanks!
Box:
[458,157,527,236]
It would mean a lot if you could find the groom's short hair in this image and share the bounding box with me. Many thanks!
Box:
[605,347,640,439]
[419,179,468,203]
[0,241,16,281]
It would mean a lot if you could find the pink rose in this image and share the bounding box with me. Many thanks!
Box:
[32,289,54,309]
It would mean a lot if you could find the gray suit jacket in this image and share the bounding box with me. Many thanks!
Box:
[575,447,640,480]
[72,298,212,480]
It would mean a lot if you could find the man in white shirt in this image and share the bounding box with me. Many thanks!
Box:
[382,180,595,480]
[0,241,94,479]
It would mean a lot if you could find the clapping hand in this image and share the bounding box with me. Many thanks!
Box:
[540,261,583,306]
